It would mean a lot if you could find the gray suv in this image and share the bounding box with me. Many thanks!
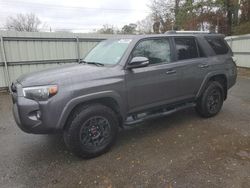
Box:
[11,31,237,158]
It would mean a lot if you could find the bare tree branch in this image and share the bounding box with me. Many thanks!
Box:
[5,13,42,32]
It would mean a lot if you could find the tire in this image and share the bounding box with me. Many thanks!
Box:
[196,81,224,118]
[63,104,119,158]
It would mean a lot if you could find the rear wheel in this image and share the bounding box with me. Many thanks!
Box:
[196,81,224,118]
[64,104,118,158]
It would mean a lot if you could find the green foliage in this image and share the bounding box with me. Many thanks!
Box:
[233,22,250,35]
[175,0,196,30]
[148,0,250,36]
[121,24,137,34]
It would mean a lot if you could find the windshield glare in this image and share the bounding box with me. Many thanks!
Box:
[84,39,132,65]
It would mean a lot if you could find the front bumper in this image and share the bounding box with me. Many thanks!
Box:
[11,83,58,134]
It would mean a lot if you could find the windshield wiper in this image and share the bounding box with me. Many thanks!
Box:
[85,61,104,66]
[79,60,104,67]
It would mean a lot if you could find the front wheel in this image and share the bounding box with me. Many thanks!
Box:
[64,104,118,158]
[196,81,224,118]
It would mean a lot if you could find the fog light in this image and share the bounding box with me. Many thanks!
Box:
[28,110,42,121]
[36,111,41,119]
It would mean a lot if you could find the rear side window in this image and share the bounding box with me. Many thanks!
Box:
[206,37,229,55]
[174,38,199,60]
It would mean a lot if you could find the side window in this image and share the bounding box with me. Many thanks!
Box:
[132,38,171,65]
[174,38,199,60]
[206,37,229,55]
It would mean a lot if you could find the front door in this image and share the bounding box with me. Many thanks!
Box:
[125,37,183,113]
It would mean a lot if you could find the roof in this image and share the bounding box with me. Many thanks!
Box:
[107,31,225,41]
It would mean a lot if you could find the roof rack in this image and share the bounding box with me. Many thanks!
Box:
[165,30,213,34]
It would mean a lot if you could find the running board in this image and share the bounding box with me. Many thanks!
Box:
[124,103,196,126]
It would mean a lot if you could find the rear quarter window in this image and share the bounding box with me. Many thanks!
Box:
[205,37,229,55]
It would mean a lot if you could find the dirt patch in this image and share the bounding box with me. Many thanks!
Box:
[238,67,250,78]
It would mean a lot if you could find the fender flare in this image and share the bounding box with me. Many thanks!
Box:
[196,71,228,99]
[56,90,126,129]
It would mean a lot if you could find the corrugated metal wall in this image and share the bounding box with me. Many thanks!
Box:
[225,34,250,68]
[0,31,114,88]
[0,67,6,88]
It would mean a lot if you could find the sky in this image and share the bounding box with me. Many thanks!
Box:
[0,0,151,32]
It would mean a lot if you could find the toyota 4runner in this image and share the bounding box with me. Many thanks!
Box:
[11,31,237,158]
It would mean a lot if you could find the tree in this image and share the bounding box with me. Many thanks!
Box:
[148,0,246,35]
[149,0,177,33]
[145,0,250,36]
[240,0,250,23]
[136,15,154,34]
[121,23,137,34]
[224,0,233,35]
[175,0,197,30]
[5,13,42,32]
[231,0,250,34]
[97,24,116,34]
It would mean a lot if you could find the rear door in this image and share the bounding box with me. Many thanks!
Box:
[125,37,183,113]
[172,37,209,99]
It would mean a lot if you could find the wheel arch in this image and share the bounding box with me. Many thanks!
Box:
[57,91,126,130]
[197,72,228,100]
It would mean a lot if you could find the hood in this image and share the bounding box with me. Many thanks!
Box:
[17,64,109,87]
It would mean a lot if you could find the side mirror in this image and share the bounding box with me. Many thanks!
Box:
[127,57,149,69]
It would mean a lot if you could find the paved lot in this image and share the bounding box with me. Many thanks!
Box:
[0,75,250,188]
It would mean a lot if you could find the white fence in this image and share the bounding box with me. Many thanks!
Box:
[225,34,250,68]
[0,31,249,89]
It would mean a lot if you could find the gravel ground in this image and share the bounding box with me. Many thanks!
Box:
[0,75,250,188]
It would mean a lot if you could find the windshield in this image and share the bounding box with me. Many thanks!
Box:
[84,39,132,65]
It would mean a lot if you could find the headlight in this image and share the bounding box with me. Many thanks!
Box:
[23,85,58,101]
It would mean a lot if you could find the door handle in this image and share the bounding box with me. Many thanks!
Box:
[166,69,176,75]
[198,64,209,68]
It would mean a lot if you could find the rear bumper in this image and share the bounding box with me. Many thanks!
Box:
[228,64,237,89]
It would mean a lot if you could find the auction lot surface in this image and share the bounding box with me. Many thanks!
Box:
[1,76,250,188]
